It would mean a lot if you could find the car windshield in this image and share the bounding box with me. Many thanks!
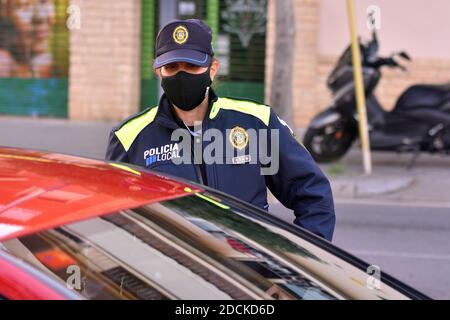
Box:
[0,191,408,300]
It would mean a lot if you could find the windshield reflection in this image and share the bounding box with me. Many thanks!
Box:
[1,191,409,300]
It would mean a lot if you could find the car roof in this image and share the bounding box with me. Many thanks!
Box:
[0,147,202,241]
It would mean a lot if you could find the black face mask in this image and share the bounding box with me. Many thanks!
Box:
[161,68,212,111]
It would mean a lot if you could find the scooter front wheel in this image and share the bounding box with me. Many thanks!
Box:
[303,122,355,163]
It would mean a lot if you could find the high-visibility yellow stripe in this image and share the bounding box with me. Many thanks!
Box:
[209,97,271,126]
[115,107,158,152]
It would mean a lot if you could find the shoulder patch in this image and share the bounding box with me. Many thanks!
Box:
[209,97,271,126]
[114,106,158,152]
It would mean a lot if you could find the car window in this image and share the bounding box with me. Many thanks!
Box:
[136,195,339,300]
[1,191,409,300]
[157,192,410,300]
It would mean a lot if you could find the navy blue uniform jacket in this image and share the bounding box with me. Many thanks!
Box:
[106,90,336,240]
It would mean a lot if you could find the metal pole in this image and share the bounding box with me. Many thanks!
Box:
[346,0,372,175]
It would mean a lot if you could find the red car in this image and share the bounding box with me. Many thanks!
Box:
[0,147,429,300]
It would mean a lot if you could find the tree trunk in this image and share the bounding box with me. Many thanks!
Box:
[270,0,295,128]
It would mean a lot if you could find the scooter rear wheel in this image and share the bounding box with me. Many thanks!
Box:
[303,123,355,163]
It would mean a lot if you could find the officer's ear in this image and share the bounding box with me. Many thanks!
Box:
[209,58,219,81]
[154,68,162,79]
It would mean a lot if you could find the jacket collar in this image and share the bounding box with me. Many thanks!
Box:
[155,88,219,129]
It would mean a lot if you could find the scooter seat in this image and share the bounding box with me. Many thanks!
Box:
[394,83,450,111]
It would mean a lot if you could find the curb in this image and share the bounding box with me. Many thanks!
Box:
[330,175,415,198]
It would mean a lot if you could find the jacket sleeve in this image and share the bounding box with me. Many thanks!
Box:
[105,130,129,162]
[264,110,336,241]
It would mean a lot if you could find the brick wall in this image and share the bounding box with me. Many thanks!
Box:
[265,0,322,129]
[310,56,450,129]
[265,0,450,130]
[68,0,141,121]
[264,0,275,105]
[316,56,450,117]
[291,0,321,129]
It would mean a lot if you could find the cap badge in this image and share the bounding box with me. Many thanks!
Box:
[229,126,249,150]
[173,25,189,44]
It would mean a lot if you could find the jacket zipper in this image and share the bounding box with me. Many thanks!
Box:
[194,163,204,185]
[190,133,204,185]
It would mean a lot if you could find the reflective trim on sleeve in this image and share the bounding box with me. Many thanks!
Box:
[115,106,158,152]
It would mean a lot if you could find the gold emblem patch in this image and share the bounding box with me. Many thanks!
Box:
[173,25,189,44]
[229,126,249,150]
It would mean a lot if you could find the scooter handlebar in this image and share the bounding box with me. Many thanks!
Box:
[370,56,407,72]
[388,57,408,72]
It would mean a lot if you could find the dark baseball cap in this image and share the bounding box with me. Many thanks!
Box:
[153,19,214,68]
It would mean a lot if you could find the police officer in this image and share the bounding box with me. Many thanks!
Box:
[106,19,336,241]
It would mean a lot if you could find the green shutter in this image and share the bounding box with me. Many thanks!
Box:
[140,0,159,110]
[214,0,267,104]
[139,0,267,109]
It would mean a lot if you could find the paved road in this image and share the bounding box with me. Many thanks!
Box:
[269,201,450,299]
[0,117,114,160]
[1,117,449,298]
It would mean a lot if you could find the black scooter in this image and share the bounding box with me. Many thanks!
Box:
[303,30,450,165]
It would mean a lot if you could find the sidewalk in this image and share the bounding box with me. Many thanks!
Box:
[0,117,115,160]
[1,117,449,205]
[321,148,450,205]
